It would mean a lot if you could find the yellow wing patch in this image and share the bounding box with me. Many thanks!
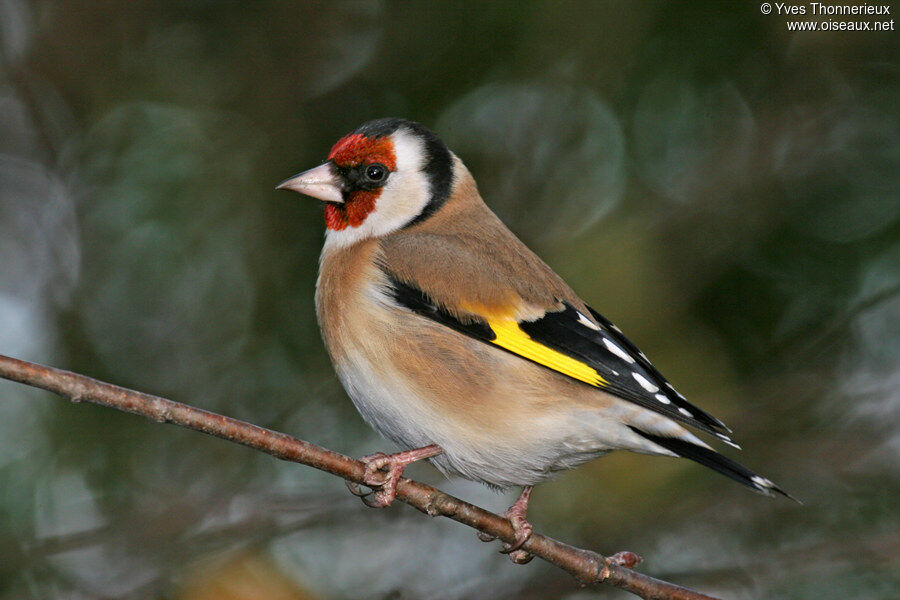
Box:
[487,319,608,388]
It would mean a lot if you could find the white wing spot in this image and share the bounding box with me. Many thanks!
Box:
[751,475,774,488]
[604,338,635,363]
[576,311,601,331]
[632,372,659,393]
[678,407,693,417]
[654,393,671,405]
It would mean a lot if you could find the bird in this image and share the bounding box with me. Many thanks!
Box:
[277,118,793,561]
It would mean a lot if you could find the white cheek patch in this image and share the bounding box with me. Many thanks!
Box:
[325,130,434,249]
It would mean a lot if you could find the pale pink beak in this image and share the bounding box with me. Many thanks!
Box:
[276,162,344,203]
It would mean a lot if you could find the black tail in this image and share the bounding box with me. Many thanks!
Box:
[629,427,799,502]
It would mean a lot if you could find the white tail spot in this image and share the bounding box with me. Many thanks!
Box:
[654,393,671,405]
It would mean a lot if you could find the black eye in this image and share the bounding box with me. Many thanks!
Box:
[365,163,387,182]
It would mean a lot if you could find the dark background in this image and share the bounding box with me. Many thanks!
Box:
[0,1,897,598]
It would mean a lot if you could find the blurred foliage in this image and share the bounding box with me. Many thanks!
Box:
[0,1,897,599]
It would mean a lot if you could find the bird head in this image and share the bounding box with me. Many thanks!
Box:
[278,118,455,244]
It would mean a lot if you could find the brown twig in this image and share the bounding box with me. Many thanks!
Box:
[0,354,720,600]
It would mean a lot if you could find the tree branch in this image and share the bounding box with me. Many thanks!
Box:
[0,354,720,600]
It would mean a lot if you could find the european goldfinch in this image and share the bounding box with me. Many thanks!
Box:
[278,118,791,559]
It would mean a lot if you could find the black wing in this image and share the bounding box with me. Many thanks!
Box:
[519,302,734,440]
[384,270,737,444]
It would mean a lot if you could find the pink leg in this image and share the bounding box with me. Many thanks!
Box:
[345,444,442,508]
[477,486,535,564]
[501,485,534,561]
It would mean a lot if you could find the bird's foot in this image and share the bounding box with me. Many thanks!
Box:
[499,508,533,553]
[478,486,535,564]
[345,444,442,508]
[499,503,534,563]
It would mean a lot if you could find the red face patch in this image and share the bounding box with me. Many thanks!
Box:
[324,134,397,230]
[324,191,379,230]
[328,133,397,170]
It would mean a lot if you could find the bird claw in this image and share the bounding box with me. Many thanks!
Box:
[343,452,400,507]
[474,486,537,563]
[495,486,534,563]
[478,525,534,564]
[345,445,443,509]
[360,491,392,508]
[497,515,533,554]
[344,479,371,497]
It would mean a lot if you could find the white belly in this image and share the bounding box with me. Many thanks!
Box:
[331,336,622,488]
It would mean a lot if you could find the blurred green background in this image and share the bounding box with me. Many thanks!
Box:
[0,1,897,598]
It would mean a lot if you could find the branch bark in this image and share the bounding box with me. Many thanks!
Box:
[0,354,720,600]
